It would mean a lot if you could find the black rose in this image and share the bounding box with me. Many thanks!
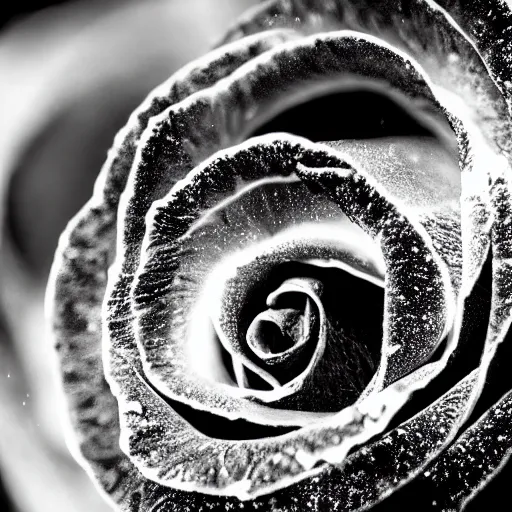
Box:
[47,1,512,511]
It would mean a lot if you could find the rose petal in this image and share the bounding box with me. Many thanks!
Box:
[377,386,512,511]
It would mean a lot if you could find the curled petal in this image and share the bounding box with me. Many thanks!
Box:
[245,279,320,367]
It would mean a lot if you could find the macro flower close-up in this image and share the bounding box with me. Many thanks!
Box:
[3,0,512,511]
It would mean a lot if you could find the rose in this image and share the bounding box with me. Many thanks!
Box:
[46,1,512,510]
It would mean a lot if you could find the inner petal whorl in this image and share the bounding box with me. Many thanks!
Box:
[247,299,314,359]
[246,280,320,364]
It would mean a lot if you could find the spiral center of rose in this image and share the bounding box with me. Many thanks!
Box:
[246,278,321,365]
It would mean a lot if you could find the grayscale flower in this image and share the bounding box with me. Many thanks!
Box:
[47,1,512,511]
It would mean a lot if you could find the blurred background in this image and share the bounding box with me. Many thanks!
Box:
[0,1,257,510]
